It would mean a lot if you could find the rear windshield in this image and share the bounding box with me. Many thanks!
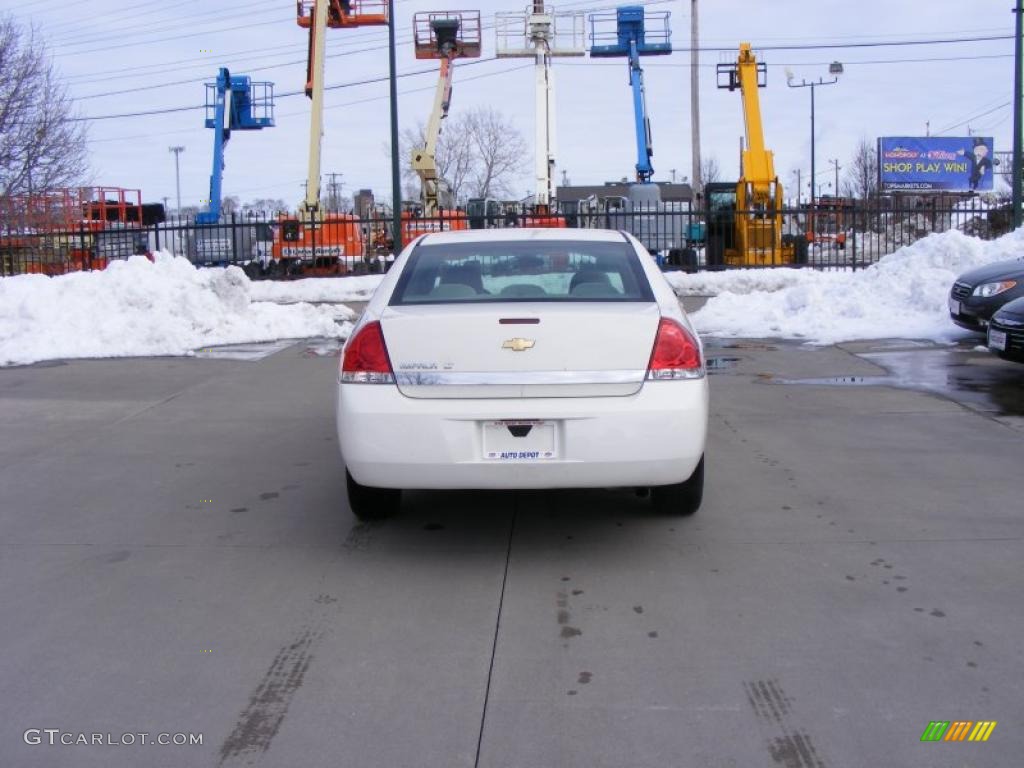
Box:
[389,239,654,304]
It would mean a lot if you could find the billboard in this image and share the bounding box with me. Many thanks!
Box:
[878,136,994,192]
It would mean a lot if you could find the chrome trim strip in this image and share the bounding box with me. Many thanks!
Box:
[394,369,647,386]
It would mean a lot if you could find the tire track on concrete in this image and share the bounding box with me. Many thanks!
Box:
[743,679,828,768]
[217,579,339,765]
[218,624,323,765]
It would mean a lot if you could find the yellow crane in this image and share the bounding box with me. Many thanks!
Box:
[704,43,805,267]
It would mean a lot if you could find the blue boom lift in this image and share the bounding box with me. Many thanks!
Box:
[589,7,695,265]
[196,68,275,225]
[588,6,671,185]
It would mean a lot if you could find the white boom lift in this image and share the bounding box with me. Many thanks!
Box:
[496,2,585,211]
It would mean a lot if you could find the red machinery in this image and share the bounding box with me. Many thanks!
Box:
[1,187,153,276]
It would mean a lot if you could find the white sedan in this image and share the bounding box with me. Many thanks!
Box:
[336,228,708,519]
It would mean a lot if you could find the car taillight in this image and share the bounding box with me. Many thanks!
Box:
[646,318,704,380]
[340,321,395,384]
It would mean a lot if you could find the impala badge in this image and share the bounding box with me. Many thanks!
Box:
[502,338,536,352]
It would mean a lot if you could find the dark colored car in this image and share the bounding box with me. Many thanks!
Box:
[988,296,1024,362]
[949,259,1024,331]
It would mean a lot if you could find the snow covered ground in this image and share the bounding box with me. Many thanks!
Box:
[667,228,1024,344]
[0,252,355,366]
[2,228,1022,366]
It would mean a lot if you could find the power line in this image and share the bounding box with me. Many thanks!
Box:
[45,0,285,46]
[83,61,534,143]
[67,56,513,121]
[562,52,1015,68]
[936,102,1011,135]
[679,33,1013,53]
[49,14,299,57]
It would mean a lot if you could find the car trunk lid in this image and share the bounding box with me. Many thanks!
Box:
[380,303,659,399]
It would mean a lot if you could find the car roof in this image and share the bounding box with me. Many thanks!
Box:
[418,228,627,246]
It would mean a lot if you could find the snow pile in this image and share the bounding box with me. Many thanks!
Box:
[0,252,355,366]
[953,196,999,212]
[685,228,1024,344]
[249,274,384,304]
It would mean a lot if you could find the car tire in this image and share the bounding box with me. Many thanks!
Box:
[651,455,704,516]
[346,469,400,521]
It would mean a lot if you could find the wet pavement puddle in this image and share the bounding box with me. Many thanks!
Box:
[776,347,1024,417]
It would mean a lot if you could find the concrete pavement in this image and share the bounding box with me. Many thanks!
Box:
[0,338,1020,767]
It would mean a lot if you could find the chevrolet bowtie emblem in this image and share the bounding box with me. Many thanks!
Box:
[502,338,536,352]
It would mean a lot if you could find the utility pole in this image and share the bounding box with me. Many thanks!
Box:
[1014,0,1023,228]
[169,146,185,215]
[326,172,343,211]
[792,169,801,207]
[561,169,569,187]
[387,0,402,250]
[670,168,676,183]
[830,158,841,198]
[690,0,702,194]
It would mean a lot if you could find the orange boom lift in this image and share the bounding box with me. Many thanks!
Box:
[402,11,481,241]
[273,0,388,275]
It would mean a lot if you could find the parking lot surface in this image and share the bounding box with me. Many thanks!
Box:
[1,336,1021,767]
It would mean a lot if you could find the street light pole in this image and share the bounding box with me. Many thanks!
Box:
[787,62,842,211]
[169,146,185,216]
[387,0,402,253]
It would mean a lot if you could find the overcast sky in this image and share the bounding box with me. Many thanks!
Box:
[13,0,1020,209]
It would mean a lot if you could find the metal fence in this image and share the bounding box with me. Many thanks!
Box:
[1,197,1011,279]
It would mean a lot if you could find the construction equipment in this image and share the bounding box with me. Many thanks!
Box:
[190,68,275,268]
[588,6,690,257]
[274,0,386,276]
[1,187,162,276]
[806,196,849,249]
[196,69,275,226]
[496,2,585,227]
[403,11,480,240]
[589,6,671,189]
[705,43,806,267]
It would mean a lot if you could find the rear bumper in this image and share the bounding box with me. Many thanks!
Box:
[337,380,708,490]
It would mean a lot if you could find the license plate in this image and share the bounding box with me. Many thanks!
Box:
[988,329,1007,351]
[948,297,961,316]
[483,420,557,460]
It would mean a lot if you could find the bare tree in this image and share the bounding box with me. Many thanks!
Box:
[242,198,287,217]
[220,195,240,215]
[700,155,721,185]
[0,16,88,199]
[845,137,879,200]
[463,106,528,200]
[399,117,474,206]
[397,107,527,206]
